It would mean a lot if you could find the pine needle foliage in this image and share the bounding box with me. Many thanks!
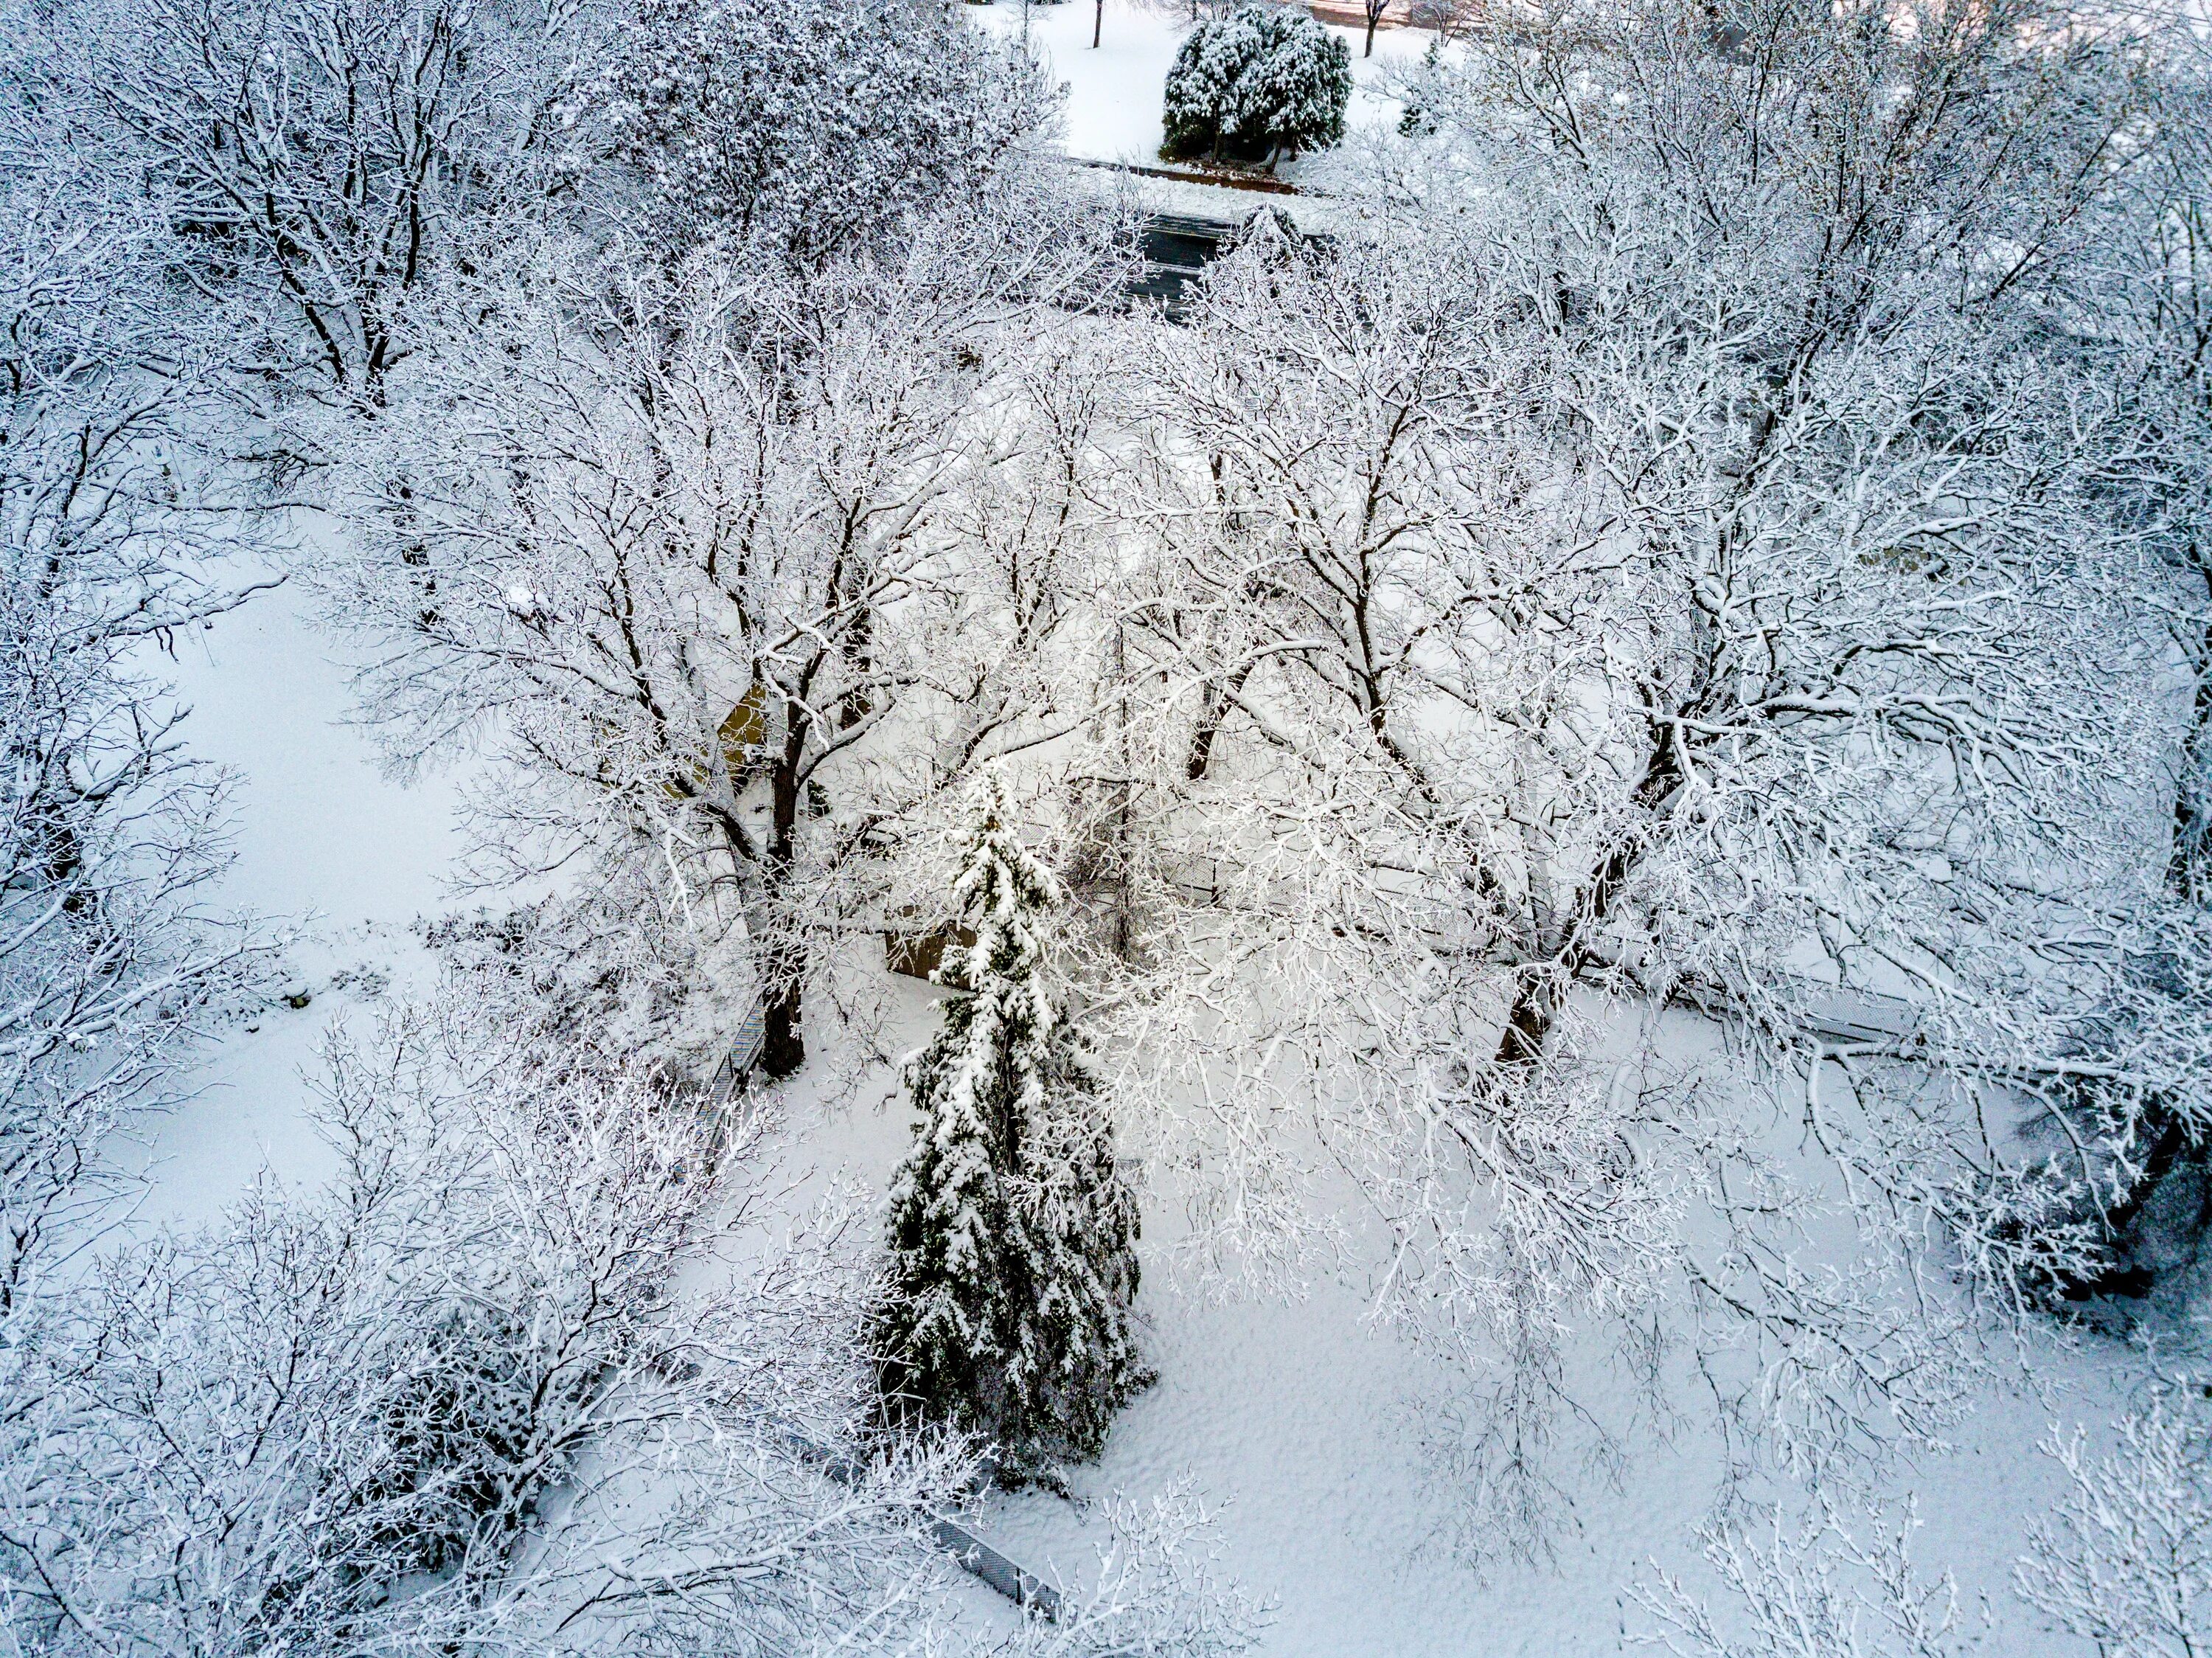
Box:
[1161,3,1350,167]
[875,790,1147,1487]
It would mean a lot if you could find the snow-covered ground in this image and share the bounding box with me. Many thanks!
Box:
[121,70,2166,1639]
[148,540,2149,1655]
[137,537,482,1221]
[974,0,1435,174]
[789,999,2143,1656]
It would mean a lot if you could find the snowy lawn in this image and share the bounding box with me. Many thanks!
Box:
[137,536,488,1221]
[139,576,2152,1658]
[973,0,1435,172]
[779,994,2142,1656]
[153,570,2147,1655]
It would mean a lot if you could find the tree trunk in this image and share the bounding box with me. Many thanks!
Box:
[760,976,805,1079]
[1491,721,1683,1072]
[1364,7,1379,55]
[1093,0,1102,46]
[1183,661,1255,780]
[759,727,809,1078]
[838,610,874,731]
[1492,965,1559,1071]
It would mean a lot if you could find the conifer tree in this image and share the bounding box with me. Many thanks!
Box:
[875,786,1146,1485]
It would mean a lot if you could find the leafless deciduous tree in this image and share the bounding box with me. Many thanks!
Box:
[0,154,276,1315]
[2015,1391,2212,1658]
[323,196,1124,1076]
[0,993,976,1653]
[1074,0,2206,1554]
[24,0,594,398]
[1634,1500,1973,1658]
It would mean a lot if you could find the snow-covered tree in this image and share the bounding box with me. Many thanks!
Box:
[0,153,276,1311]
[876,781,1146,1486]
[324,195,1121,1077]
[1003,1485,1267,1657]
[0,991,981,1654]
[1992,38,2212,1304]
[1091,0,2205,1554]
[1161,3,1349,166]
[2016,1392,2212,1658]
[1635,1500,1972,1658]
[591,0,1051,268]
[21,0,593,398]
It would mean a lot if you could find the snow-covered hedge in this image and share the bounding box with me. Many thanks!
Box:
[1161,3,1351,166]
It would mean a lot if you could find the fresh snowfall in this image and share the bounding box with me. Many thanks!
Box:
[2,0,2210,1653]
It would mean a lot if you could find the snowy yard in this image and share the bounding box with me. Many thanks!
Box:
[148,576,2146,1652]
[8,0,2208,1651]
[133,561,474,1220]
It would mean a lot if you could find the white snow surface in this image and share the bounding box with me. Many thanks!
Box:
[776,991,2138,1657]
[139,532,485,1221]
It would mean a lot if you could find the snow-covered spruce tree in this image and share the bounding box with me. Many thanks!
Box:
[1161,3,1349,166]
[875,787,1145,1486]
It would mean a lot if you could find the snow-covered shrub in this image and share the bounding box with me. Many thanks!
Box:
[876,783,1147,1486]
[1635,1501,1972,1658]
[591,0,1051,266]
[2016,1394,2212,1658]
[419,887,761,1084]
[1161,3,1349,164]
[0,995,975,1652]
[1002,1486,1269,1656]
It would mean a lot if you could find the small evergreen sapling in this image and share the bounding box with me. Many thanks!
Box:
[876,790,1146,1485]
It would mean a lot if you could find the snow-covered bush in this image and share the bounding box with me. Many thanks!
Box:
[1161,3,1349,165]
[1004,1487,1269,1656]
[875,783,1146,1485]
[0,995,975,1652]
[1635,1501,1972,1658]
[2016,1394,2212,1658]
[591,0,1051,266]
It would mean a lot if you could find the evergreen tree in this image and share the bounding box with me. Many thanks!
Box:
[1161,4,1350,167]
[875,787,1146,1486]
